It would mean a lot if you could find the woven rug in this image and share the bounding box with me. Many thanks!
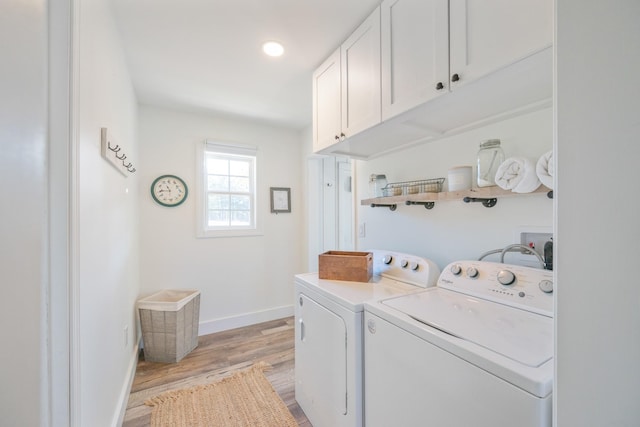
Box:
[144,362,297,427]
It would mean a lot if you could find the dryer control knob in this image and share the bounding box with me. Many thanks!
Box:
[400,259,409,268]
[450,264,462,275]
[383,255,393,265]
[410,261,419,271]
[539,279,554,293]
[497,270,516,286]
[467,267,479,278]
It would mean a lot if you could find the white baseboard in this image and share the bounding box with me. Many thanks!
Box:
[198,305,294,336]
[112,340,141,427]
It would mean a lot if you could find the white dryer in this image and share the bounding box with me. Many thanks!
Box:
[294,250,440,427]
[364,260,554,427]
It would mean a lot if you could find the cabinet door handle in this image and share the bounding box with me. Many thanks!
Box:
[334,135,340,140]
[451,73,460,82]
[340,132,345,140]
[435,81,444,90]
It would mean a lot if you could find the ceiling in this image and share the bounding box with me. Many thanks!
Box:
[111,0,380,130]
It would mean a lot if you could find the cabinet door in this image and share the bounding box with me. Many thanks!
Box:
[381,0,448,120]
[312,48,341,152]
[449,0,552,87]
[341,7,381,138]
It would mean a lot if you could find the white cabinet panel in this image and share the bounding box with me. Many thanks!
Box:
[449,0,553,87]
[312,49,341,152]
[381,0,449,120]
[341,7,381,138]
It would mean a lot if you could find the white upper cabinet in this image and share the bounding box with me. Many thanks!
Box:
[312,7,381,153]
[313,0,553,159]
[449,0,553,88]
[341,7,381,138]
[381,0,449,120]
[312,49,342,152]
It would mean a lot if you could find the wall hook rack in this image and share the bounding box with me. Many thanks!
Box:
[101,127,135,176]
[463,197,498,208]
[370,203,397,211]
[405,200,435,210]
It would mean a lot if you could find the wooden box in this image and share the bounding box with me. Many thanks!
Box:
[318,251,373,282]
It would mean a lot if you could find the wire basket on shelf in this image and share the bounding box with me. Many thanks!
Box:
[381,178,445,197]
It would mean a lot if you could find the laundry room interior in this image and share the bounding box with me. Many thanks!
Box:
[4,1,639,427]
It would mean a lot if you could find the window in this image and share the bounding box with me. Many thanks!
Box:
[196,141,260,237]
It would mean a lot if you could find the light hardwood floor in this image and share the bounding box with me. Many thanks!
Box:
[122,316,311,426]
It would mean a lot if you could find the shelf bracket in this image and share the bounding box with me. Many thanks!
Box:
[463,197,498,208]
[370,203,397,211]
[405,200,435,210]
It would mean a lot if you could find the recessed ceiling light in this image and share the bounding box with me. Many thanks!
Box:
[262,41,284,57]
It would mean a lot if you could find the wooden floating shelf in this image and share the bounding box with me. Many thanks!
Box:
[361,185,551,207]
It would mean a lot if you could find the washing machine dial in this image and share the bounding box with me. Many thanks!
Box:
[466,267,479,278]
[539,279,554,293]
[450,264,462,275]
[497,270,516,286]
[383,255,393,265]
[410,261,419,271]
[400,259,409,268]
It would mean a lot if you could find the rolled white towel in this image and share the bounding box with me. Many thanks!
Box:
[495,157,541,193]
[535,150,554,189]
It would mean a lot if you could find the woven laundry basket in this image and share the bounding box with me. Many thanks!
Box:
[138,289,200,363]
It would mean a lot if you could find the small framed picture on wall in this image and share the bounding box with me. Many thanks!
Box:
[270,187,291,213]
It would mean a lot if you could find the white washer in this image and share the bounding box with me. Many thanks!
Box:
[294,250,440,427]
[364,260,554,427]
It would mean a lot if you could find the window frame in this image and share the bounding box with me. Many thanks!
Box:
[196,140,262,238]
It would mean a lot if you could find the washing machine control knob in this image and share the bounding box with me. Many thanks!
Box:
[410,261,419,271]
[466,267,479,278]
[383,255,393,265]
[450,264,462,275]
[400,259,409,268]
[497,270,516,286]
[539,279,554,293]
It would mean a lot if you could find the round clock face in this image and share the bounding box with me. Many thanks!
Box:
[151,175,188,207]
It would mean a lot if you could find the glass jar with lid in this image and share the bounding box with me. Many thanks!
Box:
[369,174,387,198]
[477,139,504,187]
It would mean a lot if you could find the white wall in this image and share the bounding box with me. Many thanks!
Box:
[355,108,553,269]
[138,105,305,334]
[555,1,640,426]
[76,0,140,425]
[0,1,48,425]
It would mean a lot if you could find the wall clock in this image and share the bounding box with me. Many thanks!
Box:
[150,175,188,207]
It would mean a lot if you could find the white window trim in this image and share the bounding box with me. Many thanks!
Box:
[196,140,263,238]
